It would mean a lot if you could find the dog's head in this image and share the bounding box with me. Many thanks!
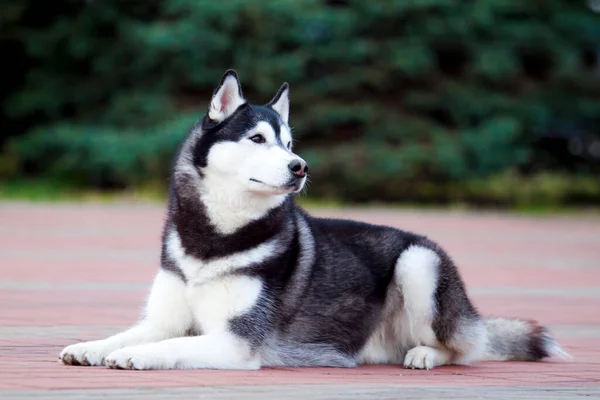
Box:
[189,70,307,197]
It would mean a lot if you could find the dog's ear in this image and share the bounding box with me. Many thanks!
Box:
[208,70,246,123]
[267,82,290,125]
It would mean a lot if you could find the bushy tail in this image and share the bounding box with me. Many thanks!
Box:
[482,318,571,362]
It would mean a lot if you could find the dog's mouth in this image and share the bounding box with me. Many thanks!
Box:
[249,178,303,193]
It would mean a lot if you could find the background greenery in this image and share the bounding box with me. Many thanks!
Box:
[2,0,600,207]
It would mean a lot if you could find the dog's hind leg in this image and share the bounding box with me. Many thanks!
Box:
[392,244,460,369]
[59,269,193,366]
[361,242,482,369]
[393,240,567,369]
[396,239,548,369]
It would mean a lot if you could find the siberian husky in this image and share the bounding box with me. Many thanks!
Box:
[60,70,568,370]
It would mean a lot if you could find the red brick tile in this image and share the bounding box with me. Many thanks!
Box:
[1,204,599,391]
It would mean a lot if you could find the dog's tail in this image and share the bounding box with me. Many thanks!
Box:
[481,318,571,362]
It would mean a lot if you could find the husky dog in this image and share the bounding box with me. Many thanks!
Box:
[60,70,568,370]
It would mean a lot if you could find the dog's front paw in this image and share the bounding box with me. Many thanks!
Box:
[104,345,173,370]
[59,341,112,366]
[403,346,436,370]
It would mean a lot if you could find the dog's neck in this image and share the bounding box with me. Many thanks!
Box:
[169,170,291,260]
[198,172,287,235]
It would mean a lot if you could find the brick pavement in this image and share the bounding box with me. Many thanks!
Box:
[0,202,599,398]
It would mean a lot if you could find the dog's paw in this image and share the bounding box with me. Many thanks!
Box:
[59,341,111,366]
[403,346,436,370]
[104,346,172,370]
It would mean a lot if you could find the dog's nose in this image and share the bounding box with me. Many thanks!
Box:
[288,159,309,178]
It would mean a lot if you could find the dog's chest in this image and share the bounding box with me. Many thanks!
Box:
[184,275,262,334]
[177,255,262,334]
[167,229,270,334]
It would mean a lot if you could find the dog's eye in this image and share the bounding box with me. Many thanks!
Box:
[286,141,291,150]
[250,134,265,144]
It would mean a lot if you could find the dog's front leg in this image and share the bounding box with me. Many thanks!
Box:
[104,332,260,370]
[60,270,193,366]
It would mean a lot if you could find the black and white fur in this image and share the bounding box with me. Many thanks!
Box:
[60,70,569,370]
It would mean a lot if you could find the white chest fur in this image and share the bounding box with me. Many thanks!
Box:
[186,276,262,333]
[166,229,276,334]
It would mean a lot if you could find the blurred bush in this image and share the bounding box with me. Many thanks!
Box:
[1,0,600,205]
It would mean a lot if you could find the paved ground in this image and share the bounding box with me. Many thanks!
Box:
[0,202,599,399]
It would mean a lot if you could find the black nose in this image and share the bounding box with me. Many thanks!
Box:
[288,159,309,178]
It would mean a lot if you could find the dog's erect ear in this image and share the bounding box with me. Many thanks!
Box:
[208,70,246,123]
[267,82,290,124]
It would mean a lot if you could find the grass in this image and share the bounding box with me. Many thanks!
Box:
[0,180,167,204]
[1,175,599,217]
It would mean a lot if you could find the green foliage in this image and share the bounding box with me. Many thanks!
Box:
[10,115,197,188]
[1,0,600,205]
